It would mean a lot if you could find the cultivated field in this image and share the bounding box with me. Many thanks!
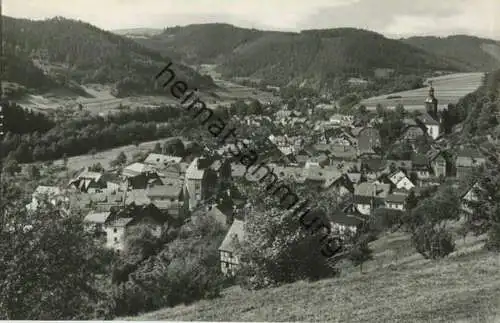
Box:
[51,138,185,172]
[125,231,500,322]
[361,72,485,111]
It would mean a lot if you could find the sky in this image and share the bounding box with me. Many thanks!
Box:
[3,0,500,40]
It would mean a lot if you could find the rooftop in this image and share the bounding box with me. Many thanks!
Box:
[219,219,245,252]
[83,211,111,224]
[186,158,205,180]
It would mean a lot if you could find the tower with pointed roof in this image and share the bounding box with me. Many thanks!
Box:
[424,81,438,120]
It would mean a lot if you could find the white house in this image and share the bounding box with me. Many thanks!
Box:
[417,113,440,140]
[184,158,207,210]
[388,171,415,191]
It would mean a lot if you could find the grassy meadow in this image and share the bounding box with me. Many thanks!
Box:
[123,231,500,322]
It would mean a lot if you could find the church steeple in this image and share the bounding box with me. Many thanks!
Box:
[425,81,438,119]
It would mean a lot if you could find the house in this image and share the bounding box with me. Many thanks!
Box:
[323,128,357,146]
[388,171,415,190]
[143,153,182,169]
[219,219,245,276]
[354,182,391,215]
[361,158,386,180]
[146,181,187,216]
[417,112,440,140]
[105,204,167,252]
[122,162,161,189]
[456,149,486,179]
[401,125,426,142]
[68,170,110,193]
[26,185,68,212]
[385,193,407,210]
[356,127,381,154]
[83,204,166,252]
[428,150,447,178]
[460,182,481,215]
[386,160,413,173]
[412,154,431,180]
[83,211,111,239]
[184,157,210,210]
[329,210,363,235]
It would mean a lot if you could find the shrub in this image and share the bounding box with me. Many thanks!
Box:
[412,226,455,259]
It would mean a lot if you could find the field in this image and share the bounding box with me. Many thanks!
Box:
[361,73,485,111]
[124,231,500,322]
[49,138,187,173]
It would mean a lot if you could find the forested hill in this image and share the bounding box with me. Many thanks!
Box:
[403,35,500,72]
[135,25,466,89]
[1,16,215,97]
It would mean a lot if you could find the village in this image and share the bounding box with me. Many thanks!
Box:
[25,82,487,276]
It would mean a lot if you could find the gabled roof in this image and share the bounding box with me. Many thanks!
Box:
[386,193,407,204]
[417,113,439,126]
[411,153,429,167]
[186,158,205,180]
[146,182,183,199]
[123,163,154,177]
[107,217,134,227]
[219,219,245,252]
[354,182,391,198]
[84,211,111,224]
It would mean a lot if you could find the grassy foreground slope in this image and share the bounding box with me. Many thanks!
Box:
[124,232,500,322]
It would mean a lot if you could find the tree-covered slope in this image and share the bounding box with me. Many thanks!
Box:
[403,35,500,72]
[135,25,466,89]
[2,16,215,97]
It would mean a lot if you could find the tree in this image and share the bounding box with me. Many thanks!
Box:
[89,147,97,158]
[467,152,500,250]
[110,151,127,168]
[27,165,41,180]
[376,104,385,117]
[88,163,104,172]
[0,194,111,319]
[348,238,373,273]
[395,104,406,118]
[163,138,185,157]
[153,143,162,154]
[3,158,21,176]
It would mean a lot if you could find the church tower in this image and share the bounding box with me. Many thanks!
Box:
[424,81,438,120]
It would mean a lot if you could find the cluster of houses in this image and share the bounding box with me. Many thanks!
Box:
[217,85,488,275]
[26,85,488,275]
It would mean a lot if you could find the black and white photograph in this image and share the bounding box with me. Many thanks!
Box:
[1,0,500,321]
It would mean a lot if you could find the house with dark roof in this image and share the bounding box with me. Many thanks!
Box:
[385,193,407,210]
[456,148,486,179]
[356,127,381,154]
[122,162,161,189]
[354,182,391,215]
[412,153,431,180]
[68,170,109,193]
[428,150,447,178]
[361,158,387,180]
[219,219,245,276]
[401,125,426,142]
[83,203,167,252]
[416,112,440,140]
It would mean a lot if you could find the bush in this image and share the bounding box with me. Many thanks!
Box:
[412,226,455,259]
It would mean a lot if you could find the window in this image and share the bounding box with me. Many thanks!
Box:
[114,237,118,243]
[195,182,201,190]
[113,228,117,233]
